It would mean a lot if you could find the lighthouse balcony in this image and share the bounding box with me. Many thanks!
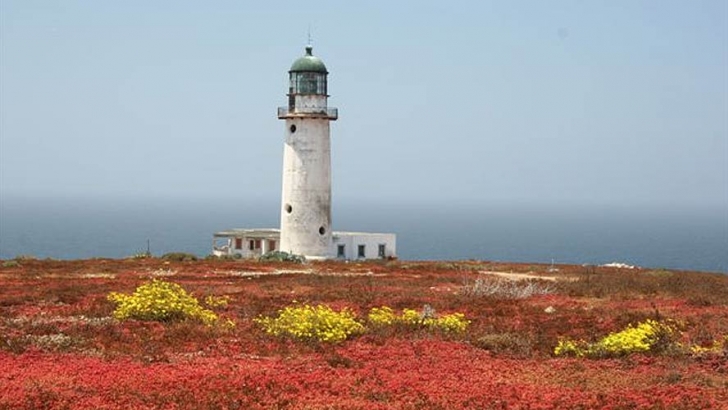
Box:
[278,107,338,120]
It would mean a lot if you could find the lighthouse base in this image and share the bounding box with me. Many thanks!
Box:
[212,229,396,261]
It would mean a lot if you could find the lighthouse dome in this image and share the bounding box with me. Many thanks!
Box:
[289,45,328,73]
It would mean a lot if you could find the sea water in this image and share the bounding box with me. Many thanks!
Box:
[1,196,726,273]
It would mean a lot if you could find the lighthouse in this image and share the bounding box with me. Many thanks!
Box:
[212,45,395,261]
[277,45,338,259]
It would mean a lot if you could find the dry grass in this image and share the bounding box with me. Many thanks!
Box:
[556,266,728,305]
[461,277,554,299]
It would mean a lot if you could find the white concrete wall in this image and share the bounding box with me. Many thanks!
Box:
[214,231,395,261]
[279,116,332,259]
[331,233,397,260]
[294,95,327,112]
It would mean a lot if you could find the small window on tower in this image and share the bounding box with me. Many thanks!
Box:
[358,245,366,259]
[290,124,296,133]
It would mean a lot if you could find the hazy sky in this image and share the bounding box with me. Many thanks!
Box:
[1,1,727,209]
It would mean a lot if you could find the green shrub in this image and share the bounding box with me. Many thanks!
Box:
[161,252,198,262]
[2,260,20,268]
[107,279,218,325]
[14,255,36,261]
[554,319,678,358]
[259,251,304,263]
[255,304,364,343]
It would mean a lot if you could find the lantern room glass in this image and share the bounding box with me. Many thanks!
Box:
[289,72,327,95]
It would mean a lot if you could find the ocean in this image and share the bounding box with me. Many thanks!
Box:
[1,197,726,273]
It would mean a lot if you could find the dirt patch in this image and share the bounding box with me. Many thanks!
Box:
[479,271,574,282]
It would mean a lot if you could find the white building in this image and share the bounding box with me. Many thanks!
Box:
[212,229,396,260]
[331,232,396,260]
[212,229,280,259]
[213,45,396,260]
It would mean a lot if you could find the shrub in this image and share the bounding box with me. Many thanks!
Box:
[554,339,588,358]
[2,260,20,268]
[554,319,678,358]
[107,279,218,325]
[254,304,364,343]
[14,254,36,261]
[129,251,152,259]
[368,306,398,326]
[259,251,305,263]
[161,252,198,262]
[434,313,470,333]
[690,335,727,356]
[400,308,426,325]
[367,305,470,334]
[204,295,230,308]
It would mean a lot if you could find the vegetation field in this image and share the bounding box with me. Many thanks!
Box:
[1,257,727,409]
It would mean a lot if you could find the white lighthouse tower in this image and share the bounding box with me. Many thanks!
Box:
[277,45,338,259]
[212,45,395,261]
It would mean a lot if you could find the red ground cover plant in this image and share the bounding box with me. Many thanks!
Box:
[1,258,727,409]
